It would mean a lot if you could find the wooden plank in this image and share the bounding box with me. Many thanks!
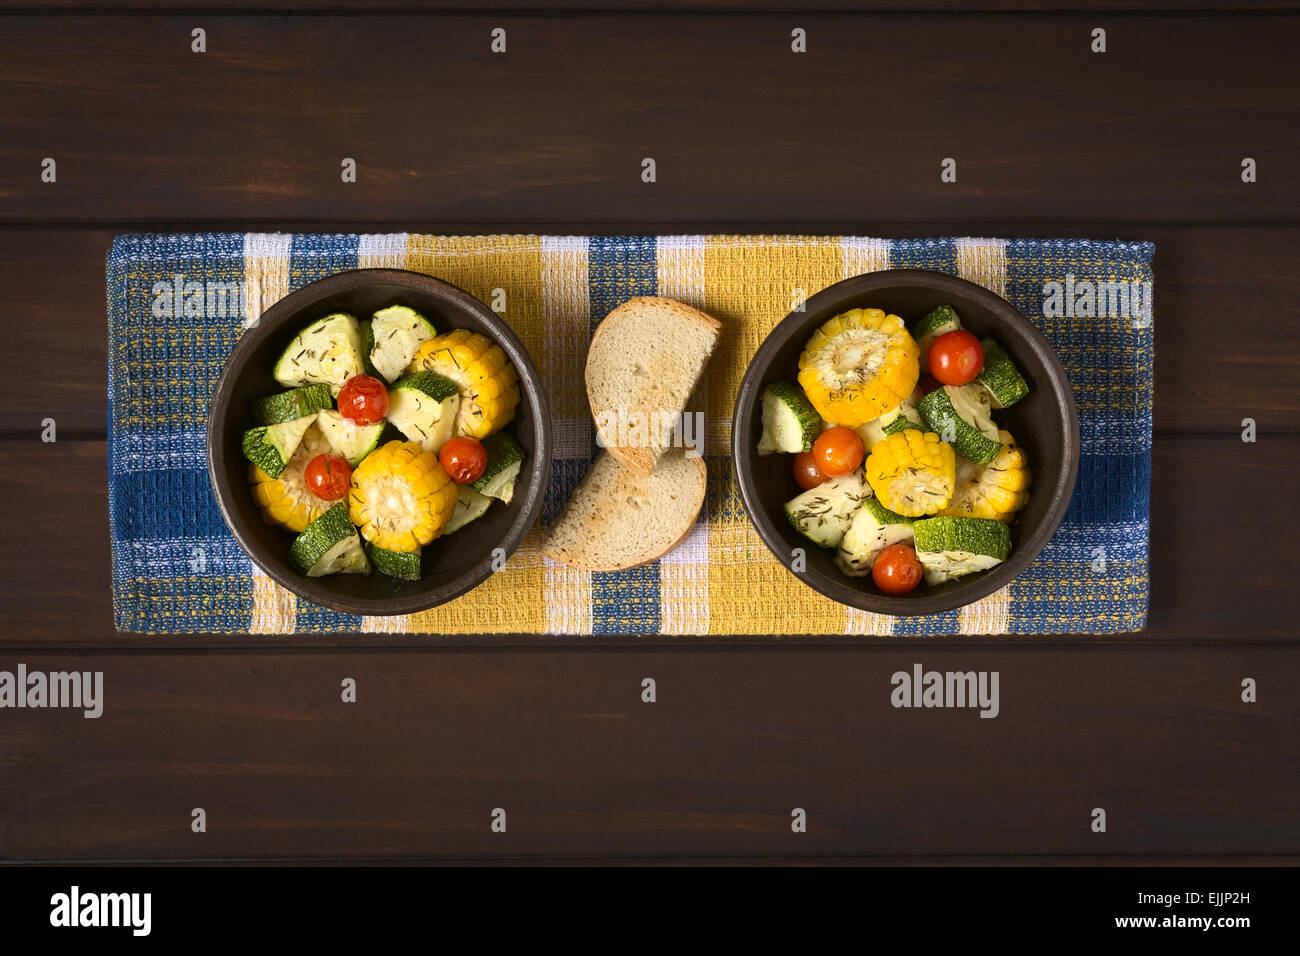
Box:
[0,15,1296,223]
[6,2,1300,14]
[2,2,1300,14]
[2,226,1297,437]
[0,644,1294,859]
[0,435,1293,644]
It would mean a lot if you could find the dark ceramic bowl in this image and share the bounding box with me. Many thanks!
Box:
[732,269,1079,616]
[207,269,552,616]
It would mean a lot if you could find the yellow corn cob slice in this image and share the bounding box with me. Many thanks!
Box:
[347,440,457,552]
[408,329,520,439]
[246,425,334,532]
[939,429,1032,523]
[864,429,956,517]
[797,308,920,427]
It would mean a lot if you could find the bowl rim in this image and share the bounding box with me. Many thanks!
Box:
[206,267,552,616]
[731,268,1080,616]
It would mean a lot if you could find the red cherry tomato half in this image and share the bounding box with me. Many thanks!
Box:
[337,374,390,426]
[792,451,829,491]
[812,426,866,478]
[304,453,352,501]
[872,543,924,595]
[927,330,985,386]
[439,436,488,485]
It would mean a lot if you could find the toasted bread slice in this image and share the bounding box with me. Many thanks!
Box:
[586,296,722,477]
[541,449,707,571]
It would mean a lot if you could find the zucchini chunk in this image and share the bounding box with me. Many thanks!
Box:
[783,469,867,549]
[913,304,962,356]
[912,515,1010,585]
[368,305,437,383]
[445,485,494,534]
[359,320,381,378]
[316,408,385,467]
[835,497,916,577]
[472,432,525,504]
[365,541,422,581]
[273,313,365,396]
[241,413,317,479]
[854,389,923,449]
[290,503,371,577]
[253,384,333,426]
[756,381,821,455]
[918,385,1001,464]
[387,372,461,453]
[976,337,1030,409]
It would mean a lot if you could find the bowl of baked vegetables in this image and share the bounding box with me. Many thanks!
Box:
[732,269,1078,616]
[208,269,551,616]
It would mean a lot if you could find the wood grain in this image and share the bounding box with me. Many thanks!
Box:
[0,645,1294,859]
[0,435,1294,644]
[2,227,1298,438]
[0,6,1296,864]
[0,15,1297,223]
[8,2,1300,11]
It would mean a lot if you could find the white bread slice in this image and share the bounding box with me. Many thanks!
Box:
[586,296,722,477]
[542,448,707,572]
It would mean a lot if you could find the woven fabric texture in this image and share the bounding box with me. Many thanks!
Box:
[107,233,1153,635]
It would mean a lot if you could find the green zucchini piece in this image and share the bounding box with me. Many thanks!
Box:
[316,408,385,467]
[365,541,422,581]
[912,515,1010,584]
[835,496,915,577]
[241,413,318,478]
[976,338,1030,409]
[783,469,867,549]
[273,313,365,396]
[913,304,962,355]
[756,381,821,455]
[445,486,494,534]
[473,432,525,504]
[918,385,1001,464]
[369,305,437,383]
[290,504,371,577]
[854,391,923,449]
[387,372,461,452]
[359,320,381,378]
[253,384,333,426]
[881,410,923,437]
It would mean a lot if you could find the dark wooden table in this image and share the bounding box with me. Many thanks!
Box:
[1,2,1297,864]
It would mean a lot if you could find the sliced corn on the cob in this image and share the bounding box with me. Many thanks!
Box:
[797,308,920,427]
[247,424,335,532]
[863,429,956,517]
[408,329,520,439]
[347,440,457,553]
[939,429,1032,522]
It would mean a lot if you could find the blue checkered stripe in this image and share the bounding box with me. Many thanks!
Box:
[107,233,372,633]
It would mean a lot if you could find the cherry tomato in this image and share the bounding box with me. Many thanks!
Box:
[337,374,390,426]
[917,374,944,396]
[439,436,488,485]
[304,453,352,501]
[792,451,828,491]
[872,543,924,595]
[812,426,865,478]
[928,330,985,386]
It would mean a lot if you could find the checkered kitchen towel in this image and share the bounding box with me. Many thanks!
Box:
[108,234,1152,635]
